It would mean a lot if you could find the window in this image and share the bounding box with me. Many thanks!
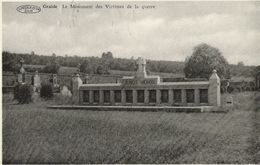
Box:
[83,90,89,102]
[103,90,110,103]
[173,89,181,103]
[125,90,133,103]
[114,90,121,103]
[93,90,99,103]
[186,89,195,103]
[149,90,156,103]
[137,90,144,103]
[200,89,208,103]
[161,90,169,103]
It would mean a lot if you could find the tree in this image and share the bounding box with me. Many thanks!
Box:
[42,61,60,74]
[252,65,260,77]
[184,43,230,79]
[2,51,19,72]
[237,61,244,67]
[102,51,113,59]
[79,59,95,74]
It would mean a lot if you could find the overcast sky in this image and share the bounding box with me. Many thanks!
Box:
[3,1,260,65]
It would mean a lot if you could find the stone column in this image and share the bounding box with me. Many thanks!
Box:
[133,90,137,105]
[99,90,104,105]
[181,89,187,105]
[194,88,200,105]
[17,58,26,83]
[209,70,221,106]
[169,89,174,105]
[156,89,161,105]
[121,90,126,104]
[144,89,149,104]
[110,90,115,105]
[89,90,93,104]
[72,74,83,104]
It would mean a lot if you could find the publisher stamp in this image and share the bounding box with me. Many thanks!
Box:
[16,5,41,14]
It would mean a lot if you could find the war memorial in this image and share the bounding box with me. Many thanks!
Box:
[71,57,221,108]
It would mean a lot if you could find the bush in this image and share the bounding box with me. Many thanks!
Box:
[13,83,33,104]
[42,62,60,74]
[40,84,54,99]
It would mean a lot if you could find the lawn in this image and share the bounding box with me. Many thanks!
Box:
[2,92,260,164]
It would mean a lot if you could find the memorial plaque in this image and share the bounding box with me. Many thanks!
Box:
[125,90,133,103]
[114,90,121,103]
[161,90,169,103]
[93,90,99,103]
[173,89,182,103]
[83,90,89,102]
[103,90,110,103]
[200,89,208,103]
[137,90,144,103]
[186,89,195,103]
[149,90,156,103]
[226,95,234,106]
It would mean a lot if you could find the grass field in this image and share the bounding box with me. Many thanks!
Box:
[2,92,260,164]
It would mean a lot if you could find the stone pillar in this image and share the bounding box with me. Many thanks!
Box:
[99,90,104,105]
[89,90,93,104]
[144,89,149,104]
[169,89,174,105]
[110,90,115,105]
[121,90,126,104]
[18,59,26,83]
[181,89,187,105]
[156,89,161,105]
[33,71,41,92]
[133,90,137,105]
[209,70,221,106]
[72,74,83,104]
[194,88,200,105]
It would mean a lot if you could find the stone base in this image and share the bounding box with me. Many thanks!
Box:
[47,105,227,113]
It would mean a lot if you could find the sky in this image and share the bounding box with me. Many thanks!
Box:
[2,1,260,65]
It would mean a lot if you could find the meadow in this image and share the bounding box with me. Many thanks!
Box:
[2,92,260,164]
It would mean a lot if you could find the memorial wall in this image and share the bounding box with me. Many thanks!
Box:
[73,57,221,107]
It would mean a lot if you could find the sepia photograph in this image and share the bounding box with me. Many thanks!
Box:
[2,1,260,164]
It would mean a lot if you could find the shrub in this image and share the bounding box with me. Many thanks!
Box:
[13,83,33,104]
[42,62,60,74]
[40,84,54,99]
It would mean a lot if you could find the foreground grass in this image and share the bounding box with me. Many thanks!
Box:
[2,92,260,163]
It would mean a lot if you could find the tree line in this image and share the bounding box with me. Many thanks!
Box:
[2,51,184,74]
[2,43,258,79]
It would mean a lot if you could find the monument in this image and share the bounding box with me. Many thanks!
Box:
[17,58,26,83]
[72,57,221,107]
[33,71,41,92]
[51,74,60,93]
[61,85,72,97]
